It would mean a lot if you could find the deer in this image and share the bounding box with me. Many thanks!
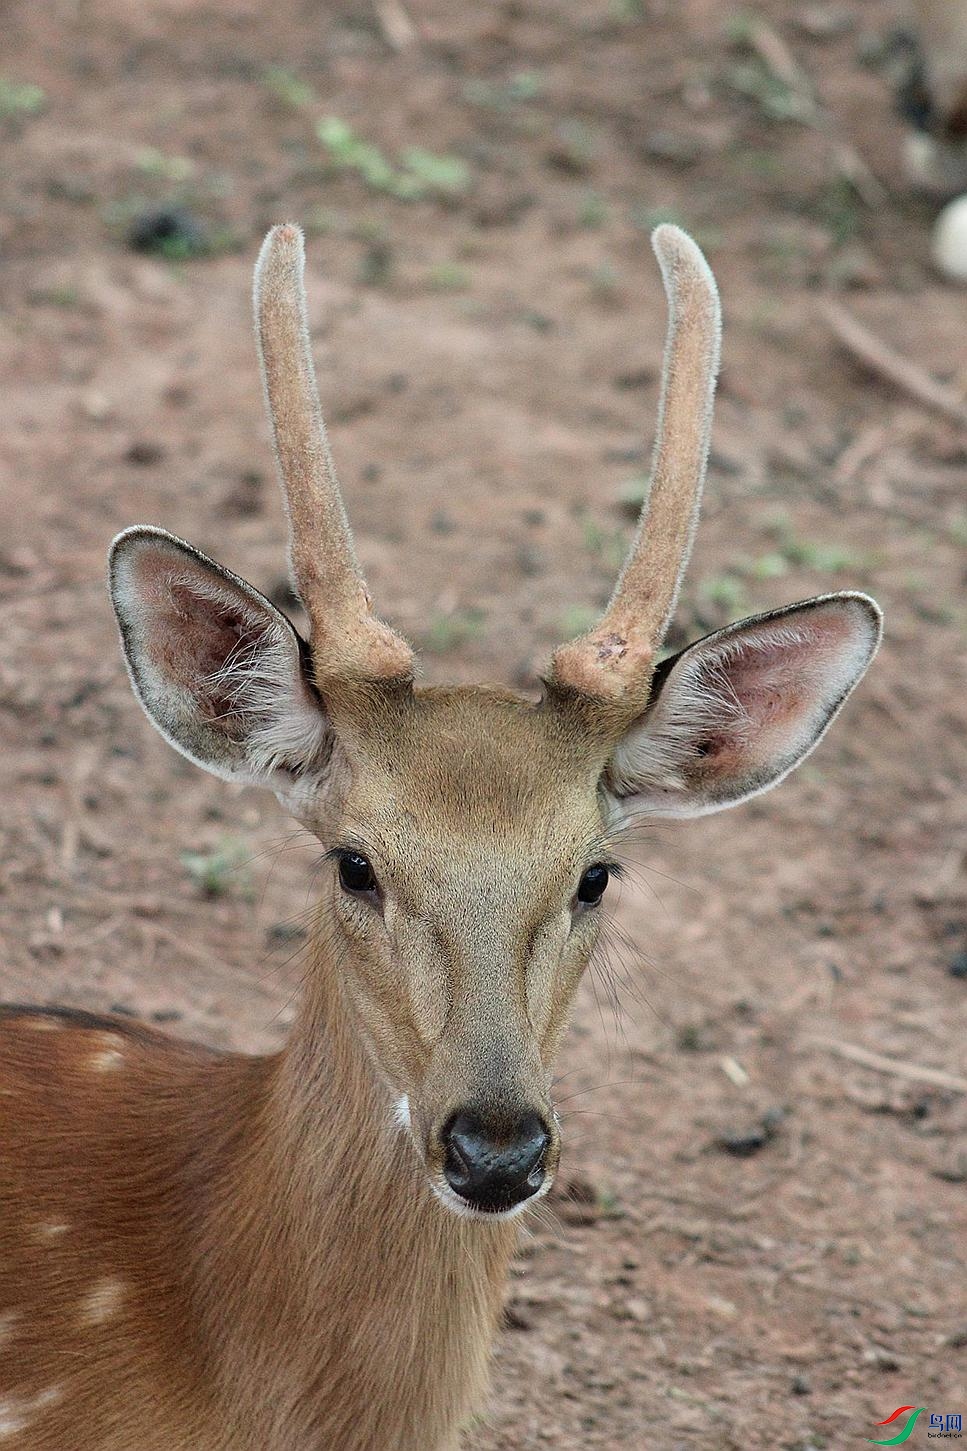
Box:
[0,221,881,1451]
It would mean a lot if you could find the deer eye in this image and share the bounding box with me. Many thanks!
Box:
[576,863,610,906]
[338,851,378,896]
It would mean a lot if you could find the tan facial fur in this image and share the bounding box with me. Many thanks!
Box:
[300,685,613,1204]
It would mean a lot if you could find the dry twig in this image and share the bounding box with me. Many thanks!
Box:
[740,14,885,206]
[822,302,967,429]
[375,0,418,50]
[807,1036,967,1094]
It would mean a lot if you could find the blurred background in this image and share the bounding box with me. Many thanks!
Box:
[1,1,965,1446]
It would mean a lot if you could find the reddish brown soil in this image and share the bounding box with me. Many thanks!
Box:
[1,1,965,1446]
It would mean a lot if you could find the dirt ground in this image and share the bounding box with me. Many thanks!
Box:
[1,0,965,1446]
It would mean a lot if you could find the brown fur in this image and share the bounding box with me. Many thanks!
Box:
[0,686,615,1451]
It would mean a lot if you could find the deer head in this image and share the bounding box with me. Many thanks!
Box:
[109,224,881,1221]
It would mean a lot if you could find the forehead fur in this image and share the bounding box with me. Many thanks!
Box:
[330,684,610,848]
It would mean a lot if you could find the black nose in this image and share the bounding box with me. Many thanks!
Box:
[441,1111,551,1213]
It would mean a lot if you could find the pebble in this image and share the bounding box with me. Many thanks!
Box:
[127,206,209,257]
[932,195,967,284]
[947,950,967,979]
[715,1106,785,1157]
[125,440,165,467]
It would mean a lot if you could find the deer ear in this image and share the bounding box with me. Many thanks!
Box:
[109,527,334,798]
[604,593,882,821]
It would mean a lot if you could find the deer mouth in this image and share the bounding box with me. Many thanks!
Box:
[428,1172,554,1223]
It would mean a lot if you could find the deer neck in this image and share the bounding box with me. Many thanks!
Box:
[196,937,517,1451]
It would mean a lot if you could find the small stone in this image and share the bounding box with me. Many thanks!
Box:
[705,1294,739,1319]
[862,1346,902,1371]
[613,367,657,391]
[0,547,36,578]
[125,440,165,467]
[948,950,967,979]
[932,195,967,284]
[127,206,209,258]
[81,391,113,423]
[792,4,853,40]
[267,922,308,946]
[715,1106,784,1157]
[933,1153,967,1184]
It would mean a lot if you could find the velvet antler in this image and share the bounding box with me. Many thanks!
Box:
[253,224,414,685]
[548,225,721,710]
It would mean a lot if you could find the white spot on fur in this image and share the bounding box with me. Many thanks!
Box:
[393,1095,411,1134]
[0,1313,20,1349]
[34,1221,69,1242]
[88,1035,124,1072]
[24,1018,61,1032]
[0,1386,63,1437]
[89,1049,124,1071]
[0,1402,27,1438]
[78,1277,125,1326]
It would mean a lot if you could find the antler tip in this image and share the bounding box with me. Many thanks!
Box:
[266,220,304,247]
[255,223,305,297]
[650,220,688,251]
[651,224,717,297]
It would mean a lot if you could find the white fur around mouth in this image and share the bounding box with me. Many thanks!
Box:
[392,1096,555,1222]
[429,1175,553,1224]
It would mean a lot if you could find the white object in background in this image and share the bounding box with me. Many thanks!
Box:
[932,194,967,282]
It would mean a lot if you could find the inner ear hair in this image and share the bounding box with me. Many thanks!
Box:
[605,592,882,820]
[109,526,333,789]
